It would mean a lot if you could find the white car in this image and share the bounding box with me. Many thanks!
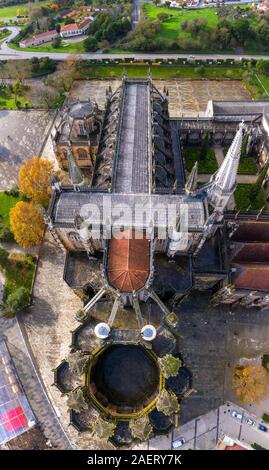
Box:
[188,55,195,59]
[172,438,185,448]
[246,418,256,426]
[232,410,243,421]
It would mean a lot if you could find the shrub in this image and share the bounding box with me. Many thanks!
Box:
[6,286,29,312]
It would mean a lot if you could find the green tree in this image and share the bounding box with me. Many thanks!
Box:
[84,36,98,52]
[200,132,209,161]
[129,415,153,441]
[6,286,29,312]
[68,351,90,376]
[94,417,116,440]
[156,389,180,416]
[159,354,182,379]
[67,388,88,413]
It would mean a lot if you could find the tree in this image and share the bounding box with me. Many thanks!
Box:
[233,365,268,403]
[68,351,90,376]
[18,157,53,205]
[200,132,209,161]
[159,355,182,379]
[93,417,116,440]
[12,79,22,107]
[10,201,45,249]
[67,387,88,413]
[29,83,61,109]
[6,287,29,313]
[52,36,62,49]
[129,415,153,441]
[84,36,98,52]
[156,389,180,416]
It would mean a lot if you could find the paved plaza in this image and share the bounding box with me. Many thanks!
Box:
[70,79,250,117]
[0,110,56,190]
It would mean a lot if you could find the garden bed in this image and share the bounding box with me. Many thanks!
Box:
[184,145,218,174]
[0,248,36,307]
[234,184,266,210]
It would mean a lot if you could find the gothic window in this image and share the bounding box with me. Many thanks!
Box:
[67,231,82,249]
[78,123,87,136]
[77,148,88,160]
[62,148,68,159]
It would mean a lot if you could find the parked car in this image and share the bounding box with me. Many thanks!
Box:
[246,418,256,426]
[258,424,268,432]
[232,410,243,421]
[172,438,186,448]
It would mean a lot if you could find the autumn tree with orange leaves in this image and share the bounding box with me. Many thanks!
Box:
[233,365,268,404]
[18,157,53,206]
[10,202,45,249]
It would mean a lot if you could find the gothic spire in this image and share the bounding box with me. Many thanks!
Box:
[66,146,84,187]
[211,121,244,193]
[185,161,198,194]
[203,121,245,209]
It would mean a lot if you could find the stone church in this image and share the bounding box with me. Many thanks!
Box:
[44,76,269,324]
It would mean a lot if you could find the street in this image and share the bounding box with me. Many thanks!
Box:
[2,26,269,61]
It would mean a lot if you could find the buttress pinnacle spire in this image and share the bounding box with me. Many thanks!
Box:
[66,146,84,187]
[211,121,245,193]
[185,161,198,194]
[203,121,245,210]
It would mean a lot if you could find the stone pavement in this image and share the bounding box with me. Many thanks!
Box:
[69,79,250,118]
[0,110,56,190]
[20,233,112,450]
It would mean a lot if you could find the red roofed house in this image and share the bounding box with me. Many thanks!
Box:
[19,30,58,48]
[60,19,92,38]
[212,221,269,309]
[258,1,269,13]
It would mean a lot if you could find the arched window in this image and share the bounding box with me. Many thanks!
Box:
[62,148,68,159]
[77,148,88,160]
[67,231,82,249]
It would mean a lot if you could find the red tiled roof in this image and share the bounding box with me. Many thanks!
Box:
[225,444,246,451]
[107,229,150,292]
[231,222,269,243]
[78,19,92,29]
[233,243,269,263]
[61,23,78,33]
[232,263,269,291]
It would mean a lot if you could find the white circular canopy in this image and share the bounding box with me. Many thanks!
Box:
[94,322,111,339]
[141,324,157,342]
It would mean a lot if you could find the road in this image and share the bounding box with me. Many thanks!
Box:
[2,26,269,61]
[132,0,140,28]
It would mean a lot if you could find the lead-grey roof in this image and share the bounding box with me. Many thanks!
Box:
[68,101,95,119]
[113,82,149,194]
[212,100,269,116]
[52,191,205,230]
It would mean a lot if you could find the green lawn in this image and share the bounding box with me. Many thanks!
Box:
[0,249,36,305]
[0,1,47,18]
[0,85,30,109]
[9,38,86,53]
[0,192,21,229]
[144,4,245,42]
[224,147,258,175]
[145,4,218,41]
[184,145,218,174]
[238,157,258,175]
[234,183,266,210]
[80,64,243,80]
